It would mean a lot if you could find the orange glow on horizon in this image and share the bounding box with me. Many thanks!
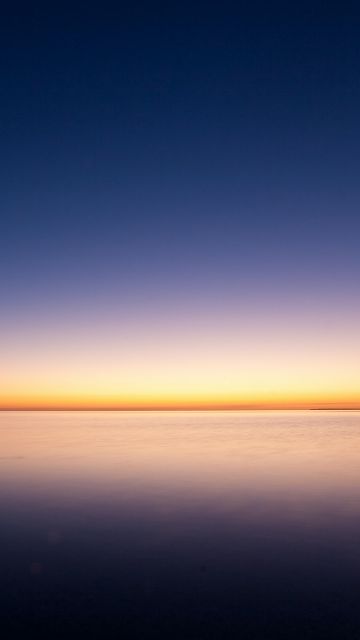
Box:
[2,391,360,411]
[2,297,359,411]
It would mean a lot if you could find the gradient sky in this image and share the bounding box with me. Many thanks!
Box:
[1,2,360,409]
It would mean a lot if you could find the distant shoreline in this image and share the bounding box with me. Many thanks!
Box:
[1,407,359,412]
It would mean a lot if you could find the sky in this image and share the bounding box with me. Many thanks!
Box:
[1,1,360,409]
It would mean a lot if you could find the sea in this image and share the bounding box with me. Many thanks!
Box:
[1,410,360,639]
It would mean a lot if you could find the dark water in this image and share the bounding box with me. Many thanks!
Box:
[1,410,360,639]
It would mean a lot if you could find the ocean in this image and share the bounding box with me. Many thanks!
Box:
[1,410,360,638]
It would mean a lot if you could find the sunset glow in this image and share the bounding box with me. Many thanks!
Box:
[2,293,359,409]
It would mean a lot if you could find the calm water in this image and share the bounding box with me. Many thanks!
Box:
[2,410,360,639]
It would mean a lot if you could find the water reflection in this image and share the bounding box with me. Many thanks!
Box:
[1,411,360,638]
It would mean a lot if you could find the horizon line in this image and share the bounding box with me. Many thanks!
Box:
[1,406,360,412]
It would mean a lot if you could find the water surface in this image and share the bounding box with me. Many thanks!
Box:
[1,410,360,638]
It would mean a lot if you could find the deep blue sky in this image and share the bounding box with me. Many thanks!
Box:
[1,1,360,315]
